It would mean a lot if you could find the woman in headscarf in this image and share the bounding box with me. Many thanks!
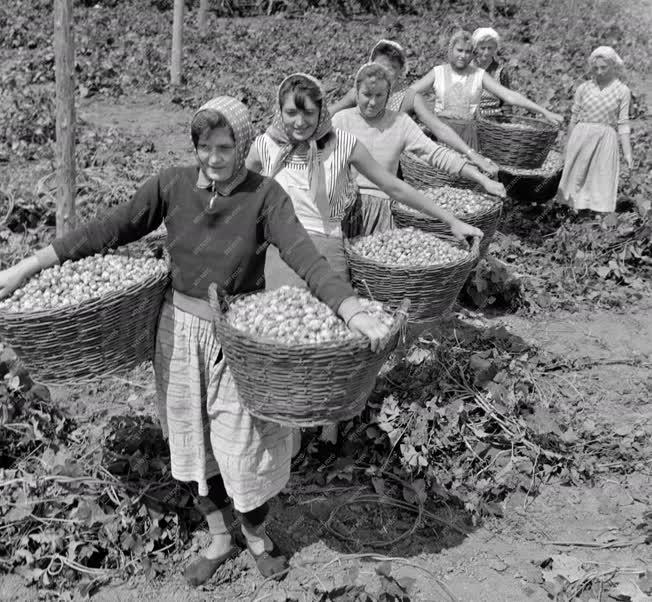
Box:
[329,39,498,176]
[471,27,512,116]
[0,96,393,585]
[333,62,505,237]
[410,30,563,148]
[558,46,633,213]
[247,72,484,452]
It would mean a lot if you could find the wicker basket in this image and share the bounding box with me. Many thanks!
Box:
[208,285,409,427]
[344,236,480,321]
[391,197,503,257]
[477,115,559,170]
[0,246,170,383]
[400,152,478,190]
[498,149,564,203]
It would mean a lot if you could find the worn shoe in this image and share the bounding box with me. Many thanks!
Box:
[183,546,239,586]
[246,534,288,580]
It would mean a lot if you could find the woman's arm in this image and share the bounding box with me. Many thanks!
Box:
[409,68,438,95]
[349,141,483,240]
[0,172,167,299]
[245,143,263,173]
[412,93,498,175]
[482,72,563,125]
[328,87,357,116]
[618,88,633,169]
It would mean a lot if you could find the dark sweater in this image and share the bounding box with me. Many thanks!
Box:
[52,166,356,313]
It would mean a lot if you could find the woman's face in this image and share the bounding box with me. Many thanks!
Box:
[373,55,401,87]
[592,57,614,82]
[357,77,390,119]
[195,127,237,182]
[450,41,473,69]
[281,92,320,142]
[475,39,498,66]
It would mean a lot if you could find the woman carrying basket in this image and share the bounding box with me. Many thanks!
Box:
[410,30,563,148]
[246,72,484,451]
[329,39,498,176]
[558,46,633,213]
[0,97,393,585]
[471,27,512,117]
[333,63,506,237]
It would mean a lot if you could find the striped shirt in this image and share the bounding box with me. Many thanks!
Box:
[253,129,357,235]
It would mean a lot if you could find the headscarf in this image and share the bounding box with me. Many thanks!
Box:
[354,62,392,116]
[589,46,624,67]
[471,27,500,50]
[369,39,408,75]
[265,73,333,204]
[193,96,254,203]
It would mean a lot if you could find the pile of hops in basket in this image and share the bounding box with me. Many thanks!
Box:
[349,227,470,267]
[226,286,394,345]
[408,186,497,216]
[0,254,168,313]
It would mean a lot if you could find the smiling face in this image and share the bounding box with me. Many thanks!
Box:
[475,39,498,68]
[450,40,473,69]
[357,76,390,119]
[280,92,320,142]
[195,126,237,182]
[591,57,615,84]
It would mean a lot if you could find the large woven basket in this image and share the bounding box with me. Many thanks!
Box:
[0,245,170,383]
[344,236,480,321]
[477,115,559,170]
[208,284,409,427]
[498,149,564,203]
[400,152,478,190]
[391,196,503,257]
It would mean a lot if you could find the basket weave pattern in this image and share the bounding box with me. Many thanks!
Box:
[344,238,480,321]
[208,285,409,428]
[400,152,477,190]
[391,199,503,256]
[0,270,169,382]
[477,115,558,169]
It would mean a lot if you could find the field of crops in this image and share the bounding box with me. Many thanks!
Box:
[0,0,651,600]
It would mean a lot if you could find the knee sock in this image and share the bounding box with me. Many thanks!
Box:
[239,503,272,555]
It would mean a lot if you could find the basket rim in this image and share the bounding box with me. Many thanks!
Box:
[215,296,409,354]
[0,269,170,320]
[476,113,558,131]
[391,197,503,222]
[497,149,564,176]
[343,235,480,272]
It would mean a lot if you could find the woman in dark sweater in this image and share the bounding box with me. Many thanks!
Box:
[0,96,390,585]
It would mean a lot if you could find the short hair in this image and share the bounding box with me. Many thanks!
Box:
[448,30,473,53]
[279,74,323,113]
[355,63,392,93]
[370,42,406,71]
[190,110,234,148]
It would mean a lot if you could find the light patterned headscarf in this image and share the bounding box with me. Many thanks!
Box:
[369,39,408,75]
[265,73,333,202]
[589,46,624,67]
[193,96,254,201]
[472,27,500,50]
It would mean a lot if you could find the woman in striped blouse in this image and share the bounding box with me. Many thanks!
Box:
[246,72,483,452]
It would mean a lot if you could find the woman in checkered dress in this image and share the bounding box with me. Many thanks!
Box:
[558,47,633,213]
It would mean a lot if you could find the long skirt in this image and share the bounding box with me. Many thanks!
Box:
[264,231,351,288]
[439,116,479,151]
[558,122,620,213]
[343,193,395,239]
[154,300,292,511]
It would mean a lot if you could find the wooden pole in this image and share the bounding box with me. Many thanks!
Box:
[54,0,76,237]
[198,0,209,35]
[171,0,184,85]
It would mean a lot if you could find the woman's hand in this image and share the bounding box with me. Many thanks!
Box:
[481,177,506,198]
[543,110,564,126]
[348,312,391,353]
[472,152,499,177]
[450,219,484,241]
[0,262,33,300]
[624,153,634,170]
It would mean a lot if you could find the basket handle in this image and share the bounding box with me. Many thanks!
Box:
[208,282,230,319]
